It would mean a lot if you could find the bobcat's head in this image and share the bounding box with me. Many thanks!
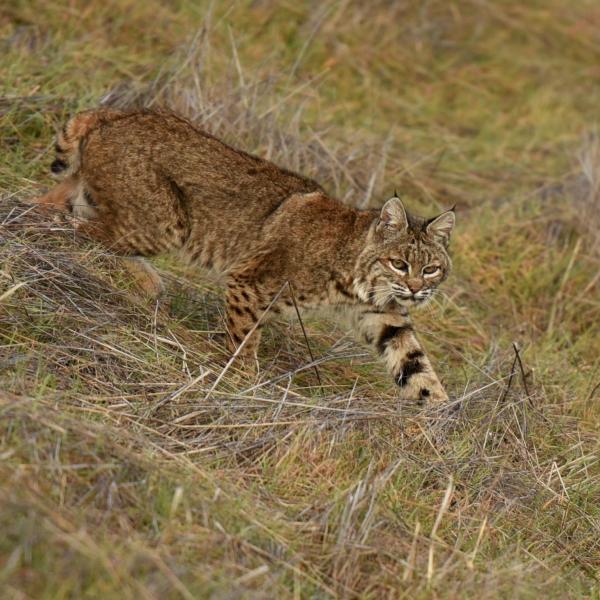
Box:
[357,196,455,308]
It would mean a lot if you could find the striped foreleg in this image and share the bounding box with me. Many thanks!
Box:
[356,309,448,405]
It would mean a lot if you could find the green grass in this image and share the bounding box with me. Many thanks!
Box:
[1,1,600,598]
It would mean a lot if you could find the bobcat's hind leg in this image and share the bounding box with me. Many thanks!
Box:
[32,183,163,299]
[31,177,97,223]
[30,176,79,215]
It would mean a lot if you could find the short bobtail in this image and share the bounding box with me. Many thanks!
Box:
[51,108,127,177]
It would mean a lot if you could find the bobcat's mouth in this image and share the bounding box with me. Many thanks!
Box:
[396,296,427,308]
[392,287,432,308]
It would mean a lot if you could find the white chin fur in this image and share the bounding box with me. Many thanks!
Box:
[395,296,431,309]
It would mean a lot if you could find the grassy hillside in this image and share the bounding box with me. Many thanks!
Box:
[1,1,599,597]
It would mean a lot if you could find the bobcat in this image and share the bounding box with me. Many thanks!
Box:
[33,109,455,405]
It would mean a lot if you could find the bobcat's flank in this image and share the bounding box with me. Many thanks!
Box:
[34,109,456,405]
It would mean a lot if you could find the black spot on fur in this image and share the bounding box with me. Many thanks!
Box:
[395,354,426,387]
[50,159,67,174]
[241,290,250,301]
[403,355,425,379]
[83,189,96,207]
[417,388,431,405]
[243,306,257,320]
[334,280,354,299]
[231,305,243,316]
[260,301,281,314]
[376,324,412,354]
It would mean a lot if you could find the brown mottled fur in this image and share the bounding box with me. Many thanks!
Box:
[33,109,456,405]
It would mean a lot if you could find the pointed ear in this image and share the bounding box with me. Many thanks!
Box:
[426,209,455,244]
[378,196,408,232]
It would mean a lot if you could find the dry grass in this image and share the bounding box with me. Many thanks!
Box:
[1,1,600,598]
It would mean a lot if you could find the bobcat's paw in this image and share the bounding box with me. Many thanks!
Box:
[227,350,260,380]
[239,356,260,378]
[396,372,449,406]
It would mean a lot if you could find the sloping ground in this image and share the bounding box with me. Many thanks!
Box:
[1,1,600,598]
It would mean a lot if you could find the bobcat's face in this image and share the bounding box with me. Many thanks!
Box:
[361,197,455,308]
[380,241,451,307]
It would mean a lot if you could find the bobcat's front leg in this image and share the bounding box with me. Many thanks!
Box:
[225,270,289,374]
[357,309,448,405]
[224,279,264,374]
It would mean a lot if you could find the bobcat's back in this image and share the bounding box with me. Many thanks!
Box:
[44,109,323,263]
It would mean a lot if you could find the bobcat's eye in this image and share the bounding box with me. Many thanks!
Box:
[389,259,409,274]
[422,265,440,277]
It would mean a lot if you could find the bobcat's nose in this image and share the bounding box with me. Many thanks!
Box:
[406,279,423,294]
